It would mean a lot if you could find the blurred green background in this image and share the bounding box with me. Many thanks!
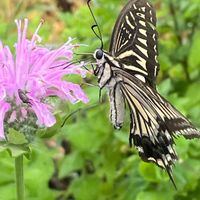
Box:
[0,0,200,199]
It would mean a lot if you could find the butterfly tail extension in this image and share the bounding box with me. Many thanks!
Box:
[164,161,177,190]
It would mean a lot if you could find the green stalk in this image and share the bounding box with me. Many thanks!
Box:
[15,155,24,200]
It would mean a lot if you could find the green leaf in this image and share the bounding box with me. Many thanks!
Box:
[136,191,174,200]
[62,106,112,153]
[69,175,101,200]
[59,151,84,178]
[139,162,167,183]
[158,78,172,96]
[7,128,28,145]
[188,30,200,71]
[0,142,31,158]
[24,147,56,199]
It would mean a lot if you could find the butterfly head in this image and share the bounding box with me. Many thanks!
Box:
[92,48,113,88]
[94,48,104,60]
[93,48,105,77]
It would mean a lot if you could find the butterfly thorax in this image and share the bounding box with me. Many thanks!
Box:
[94,50,122,89]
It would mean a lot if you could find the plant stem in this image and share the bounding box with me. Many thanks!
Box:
[15,155,24,200]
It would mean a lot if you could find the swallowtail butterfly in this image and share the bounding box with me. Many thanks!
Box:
[88,0,200,187]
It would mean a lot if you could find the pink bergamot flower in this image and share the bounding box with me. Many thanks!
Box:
[0,19,89,140]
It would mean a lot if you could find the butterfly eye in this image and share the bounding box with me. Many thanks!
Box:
[94,49,104,60]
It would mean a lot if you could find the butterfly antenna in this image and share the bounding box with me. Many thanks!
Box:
[87,0,104,49]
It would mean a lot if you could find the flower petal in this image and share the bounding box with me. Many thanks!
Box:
[0,19,89,132]
[0,101,10,139]
[62,82,89,103]
[44,81,89,103]
[31,100,56,127]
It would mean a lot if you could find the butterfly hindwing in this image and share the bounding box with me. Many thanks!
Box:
[109,0,159,88]
[115,69,200,166]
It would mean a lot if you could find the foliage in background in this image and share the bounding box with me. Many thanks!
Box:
[0,0,200,199]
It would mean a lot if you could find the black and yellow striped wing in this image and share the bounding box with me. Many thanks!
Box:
[109,0,159,88]
[115,69,200,187]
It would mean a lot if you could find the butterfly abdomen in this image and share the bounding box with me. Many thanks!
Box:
[108,81,125,129]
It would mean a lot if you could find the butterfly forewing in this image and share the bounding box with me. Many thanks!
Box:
[109,0,159,88]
